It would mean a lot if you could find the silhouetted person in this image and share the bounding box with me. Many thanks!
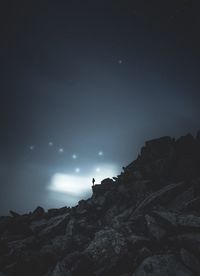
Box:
[92,178,95,186]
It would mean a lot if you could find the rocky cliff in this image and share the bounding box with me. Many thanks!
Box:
[1,133,200,276]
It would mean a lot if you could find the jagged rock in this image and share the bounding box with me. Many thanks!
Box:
[50,261,71,276]
[180,248,200,275]
[169,233,200,253]
[85,228,127,260]
[136,247,152,264]
[153,211,200,229]
[30,218,47,233]
[126,234,150,250]
[50,252,94,276]
[145,214,166,240]
[167,187,194,211]
[65,217,76,236]
[1,133,200,276]
[182,196,200,212]
[39,214,69,238]
[112,207,135,229]
[40,235,73,257]
[75,200,89,215]
[32,206,45,218]
[9,210,20,218]
[6,236,36,258]
[47,207,69,218]
[3,251,56,276]
[101,177,115,185]
[133,254,193,276]
[131,182,183,218]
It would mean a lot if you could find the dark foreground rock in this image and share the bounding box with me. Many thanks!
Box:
[1,132,200,275]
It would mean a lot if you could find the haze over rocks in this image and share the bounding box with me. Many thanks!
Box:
[1,132,200,275]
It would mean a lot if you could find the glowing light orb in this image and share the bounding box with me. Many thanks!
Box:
[59,148,64,153]
[75,168,80,173]
[29,145,35,150]
[72,154,77,159]
[49,142,53,146]
[98,151,103,156]
[96,167,101,172]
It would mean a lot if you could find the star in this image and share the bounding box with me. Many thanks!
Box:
[118,60,123,64]
[72,154,77,159]
[29,145,35,151]
[98,151,103,156]
[75,168,80,173]
[48,142,53,147]
[59,148,64,153]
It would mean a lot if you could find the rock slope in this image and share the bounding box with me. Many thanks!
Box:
[1,133,200,276]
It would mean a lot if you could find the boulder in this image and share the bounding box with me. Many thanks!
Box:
[7,236,36,259]
[32,206,45,219]
[126,234,150,250]
[182,196,200,212]
[50,252,93,276]
[131,182,183,218]
[169,233,200,253]
[133,254,193,276]
[50,262,72,276]
[180,248,200,275]
[145,214,166,240]
[85,228,127,260]
[167,187,194,211]
[47,207,69,218]
[39,214,69,238]
[153,211,200,229]
[30,218,47,233]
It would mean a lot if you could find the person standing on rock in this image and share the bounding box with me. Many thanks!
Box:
[92,178,95,186]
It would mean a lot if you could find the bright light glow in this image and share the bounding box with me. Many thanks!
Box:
[29,145,35,150]
[48,164,119,196]
[72,154,77,159]
[59,148,64,153]
[75,168,80,173]
[98,151,103,156]
[49,142,53,146]
[96,167,101,172]
[49,174,89,196]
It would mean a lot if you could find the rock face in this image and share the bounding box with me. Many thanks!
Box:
[1,132,200,276]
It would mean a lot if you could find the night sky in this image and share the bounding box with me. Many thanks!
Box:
[0,0,200,215]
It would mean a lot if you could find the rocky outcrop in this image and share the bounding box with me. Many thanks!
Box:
[133,254,193,276]
[1,132,200,275]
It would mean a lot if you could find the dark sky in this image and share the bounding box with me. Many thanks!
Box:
[0,0,200,215]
